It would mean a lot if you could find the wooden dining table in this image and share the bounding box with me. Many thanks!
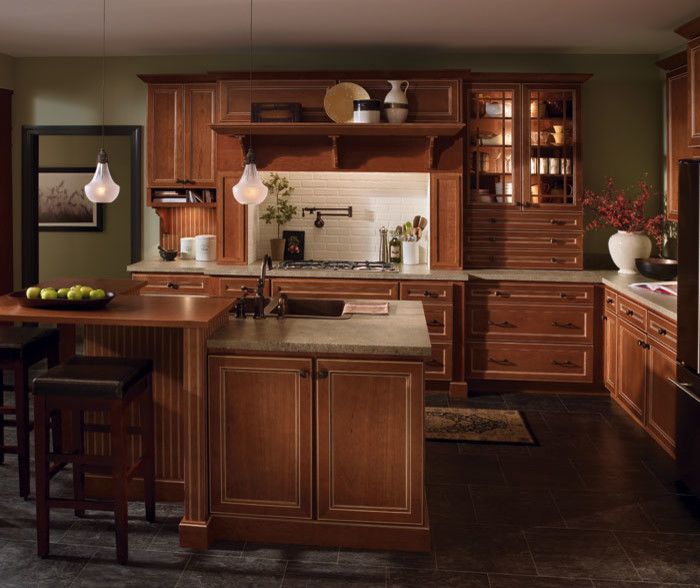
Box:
[0,278,233,549]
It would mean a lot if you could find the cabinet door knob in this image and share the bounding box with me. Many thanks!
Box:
[606,298,614,305]
[166,282,179,289]
[658,327,667,336]
[626,309,634,316]
[299,369,309,378]
[317,369,329,379]
[423,290,438,298]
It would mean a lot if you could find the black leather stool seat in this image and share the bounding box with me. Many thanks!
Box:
[0,327,59,361]
[33,356,153,399]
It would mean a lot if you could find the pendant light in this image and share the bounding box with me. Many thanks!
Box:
[232,0,268,205]
[84,0,120,204]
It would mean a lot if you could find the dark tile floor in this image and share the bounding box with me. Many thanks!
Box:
[0,389,698,587]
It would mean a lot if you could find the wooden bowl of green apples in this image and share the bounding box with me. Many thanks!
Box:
[11,284,115,310]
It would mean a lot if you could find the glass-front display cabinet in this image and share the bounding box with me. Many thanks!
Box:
[467,86,520,206]
[525,86,579,207]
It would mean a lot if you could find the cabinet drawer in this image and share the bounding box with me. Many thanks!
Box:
[465,250,581,270]
[467,209,583,232]
[647,311,677,351]
[425,343,453,380]
[465,230,582,251]
[603,289,618,314]
[218,277,268,297]
[424,307,452,341]
[132,273,212,296]
[271,279,399,300]
[400,281,454,305]
[468,343,593,383]
[468,306,593,344]
[469,282,594,306]
[618,296,647,331]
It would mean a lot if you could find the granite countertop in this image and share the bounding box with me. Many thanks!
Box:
[207,300,432,357]
[127,259,677,320]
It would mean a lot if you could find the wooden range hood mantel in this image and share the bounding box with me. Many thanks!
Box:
[213,122,464,170]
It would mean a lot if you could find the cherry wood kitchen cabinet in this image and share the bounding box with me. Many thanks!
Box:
[689,37,700,147]
[217,172,248,264]
[208,356,313,519]
[603,308,618,395]
[430,173,463,269]
[147,83,217,188]
[271,278,399,300]
[316,359,424,525]
[646,341,678,454]
[616,319,648,423]
[131,272,214,296]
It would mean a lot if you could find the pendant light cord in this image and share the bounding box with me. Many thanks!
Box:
[100,0,106,150]
[248,0,253,157]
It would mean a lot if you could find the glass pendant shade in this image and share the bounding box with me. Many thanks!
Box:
[233,149,268,205]
[84,149,120,203]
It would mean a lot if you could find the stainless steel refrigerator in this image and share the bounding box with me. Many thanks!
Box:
[674,158,700,495]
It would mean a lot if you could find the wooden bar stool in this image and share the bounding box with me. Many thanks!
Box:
[33,356,156,565]
[0,327,60,498]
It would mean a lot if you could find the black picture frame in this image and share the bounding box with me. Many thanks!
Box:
[21,125,143,287]
[283,230,305,261]
[37,167,103,232]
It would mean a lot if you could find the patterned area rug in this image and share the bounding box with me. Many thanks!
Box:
[425,406,536,444]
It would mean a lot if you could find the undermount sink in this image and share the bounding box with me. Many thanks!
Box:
[267,297,350,319]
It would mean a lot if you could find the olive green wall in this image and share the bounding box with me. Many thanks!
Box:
[37,135,132,282]
[7,51,664,284]
[0,53,14,89]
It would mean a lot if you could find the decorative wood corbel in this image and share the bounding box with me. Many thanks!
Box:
[234,135,248,167]
[328,135,340,169]
[426,136,437,170]
[155,208,170,236]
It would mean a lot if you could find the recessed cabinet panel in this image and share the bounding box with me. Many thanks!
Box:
[430,173,463,269]
[316,359,424,525]
[666,69,690,221]
[616,321,647,423]
[183,85,217,186]
[603,311,618,394]
[689,39,700,147]
[208,355,313,519]
[646,342,678,453]
[148,85,182,187]
[217,173,248,264]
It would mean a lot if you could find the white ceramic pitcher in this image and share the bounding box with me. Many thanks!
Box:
[383,80,409,123]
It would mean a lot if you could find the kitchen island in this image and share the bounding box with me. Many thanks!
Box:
[205,300,432,551]
[0,289,233,548]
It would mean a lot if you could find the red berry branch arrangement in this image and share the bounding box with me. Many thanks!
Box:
[582,177,665,250]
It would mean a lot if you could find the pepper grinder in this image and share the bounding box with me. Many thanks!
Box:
[379,226,389,263]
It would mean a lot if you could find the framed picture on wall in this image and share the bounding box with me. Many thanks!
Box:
[283,230,305,261]
[37,167,103,232]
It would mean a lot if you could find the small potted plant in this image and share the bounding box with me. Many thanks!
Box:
[582,177,664,274]
[260,173,297,261]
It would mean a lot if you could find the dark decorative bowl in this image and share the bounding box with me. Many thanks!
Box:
[635,257,678,281]
[159,248,178,261]
[10,290,115,310]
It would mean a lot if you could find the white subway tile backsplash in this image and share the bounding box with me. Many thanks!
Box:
[255,171,430,262]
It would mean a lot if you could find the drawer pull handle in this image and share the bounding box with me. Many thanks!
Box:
[426,359,444,368]
[494,290,509,297]
[428,319,444,327]
[423,290,439,298]
[489,217,498,224]
[657,327,667,336]
[166,282,179,289]
[317,369,329,379]
[552,321,577,329]
[488,320,515,328]
[625,309,634,316]
[550,238,564,245]
[606,297,614,305]
[637,340,650,349]
[550,218,566,225]
[552,360,578,368]
[299,369,309,378]
[488,357,514,366]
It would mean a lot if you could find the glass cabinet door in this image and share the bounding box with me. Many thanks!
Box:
[467,87,519,206]
[525,87,578,207]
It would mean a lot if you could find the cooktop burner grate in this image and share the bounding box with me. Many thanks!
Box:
[277,260,397,272]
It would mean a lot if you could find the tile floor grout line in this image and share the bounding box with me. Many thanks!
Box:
[610,529,644,583]
[278,559,289,588]
[547,487,569,529]
[519,529,542,577]
[465,483,479,523]
[174,553,193,588]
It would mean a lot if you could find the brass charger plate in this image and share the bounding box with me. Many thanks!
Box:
[324,82,370,123]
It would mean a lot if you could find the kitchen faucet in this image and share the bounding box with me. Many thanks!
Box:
[254,255,273,319]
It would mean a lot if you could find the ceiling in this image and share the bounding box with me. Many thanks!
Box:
[0,0,696,57]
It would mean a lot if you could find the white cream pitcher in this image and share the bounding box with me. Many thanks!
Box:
[383,80,409,123]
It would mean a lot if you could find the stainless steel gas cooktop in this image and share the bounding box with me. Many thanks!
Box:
[277,260,397,272]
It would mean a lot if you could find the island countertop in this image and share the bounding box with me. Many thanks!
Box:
[207,300,432,357]
[0,291,233,328]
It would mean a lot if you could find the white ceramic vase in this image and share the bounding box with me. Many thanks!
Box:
[608,231,651,274]
[383,80,409,123]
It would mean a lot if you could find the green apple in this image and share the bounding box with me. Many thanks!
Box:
[79,286,93,297]
[40,288,58,300]
[26,286,41,299]
[89,289,106,300]
[57,288,70,299]
[67,289,82,301]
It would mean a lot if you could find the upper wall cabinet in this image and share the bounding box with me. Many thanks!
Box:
[666,65,689,221]
[147,83,217,188]
[689,38,700,147]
